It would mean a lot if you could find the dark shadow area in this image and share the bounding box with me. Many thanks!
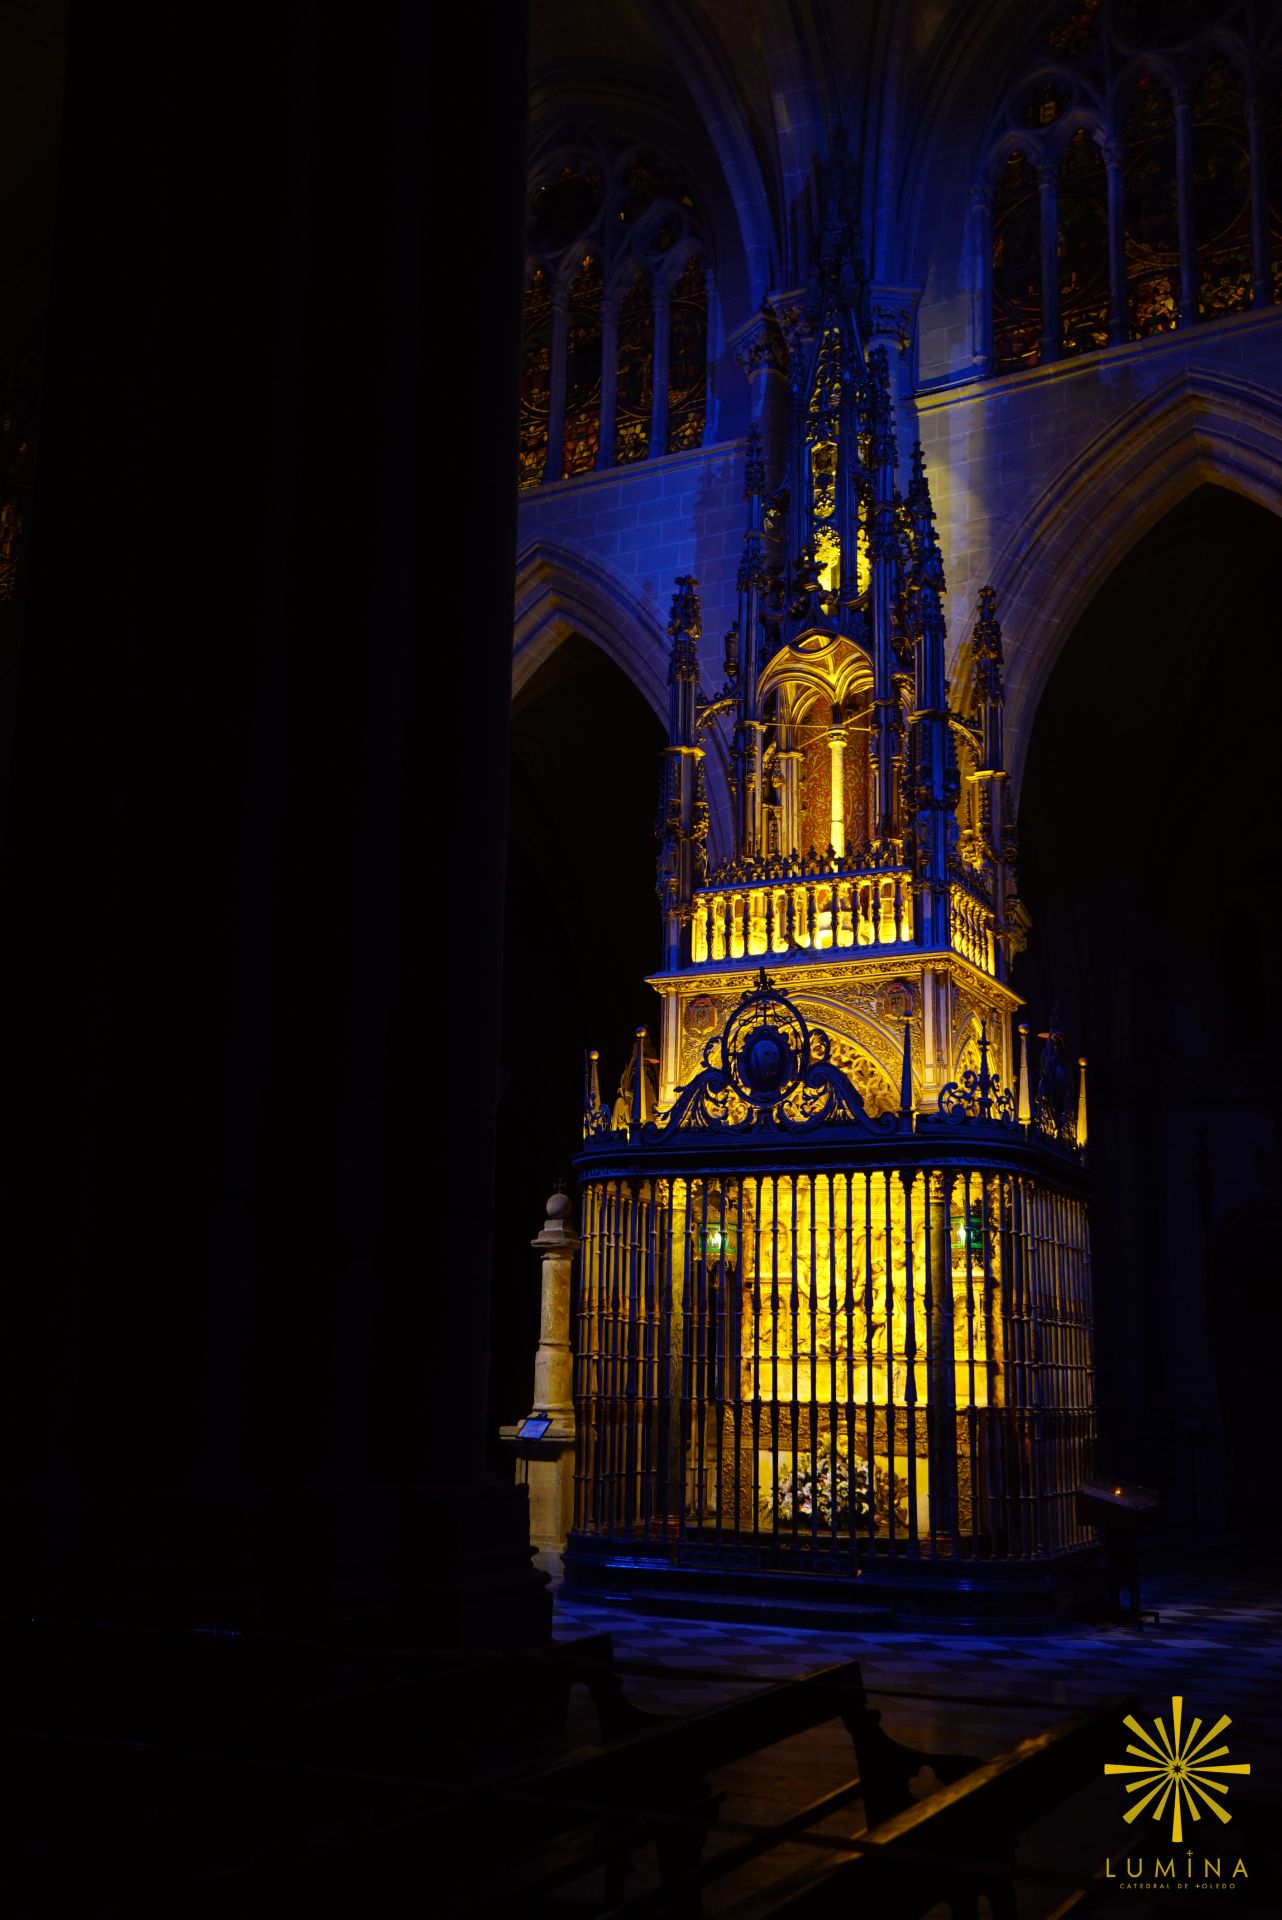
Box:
[489,635,666,1455]
[1015,484,1282,1523]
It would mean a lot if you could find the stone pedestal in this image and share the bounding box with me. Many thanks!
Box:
[499,1426,576,1570]
[502,1189,579,1561]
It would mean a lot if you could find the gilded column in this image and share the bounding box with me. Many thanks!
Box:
[827,722,847,857]
[746,719,767,856]
[776,748,802,857]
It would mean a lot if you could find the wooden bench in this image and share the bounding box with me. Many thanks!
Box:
[457,1655,981,1917]
[6,1630,1129,1917]
[743,1692,1138,1920]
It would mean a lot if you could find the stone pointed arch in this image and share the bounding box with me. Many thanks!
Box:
[976,369,1282,794]
[514,538,672,720]
[513,538,735,864]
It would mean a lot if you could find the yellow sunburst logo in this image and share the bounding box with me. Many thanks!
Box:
[1105,1695,1251,1845]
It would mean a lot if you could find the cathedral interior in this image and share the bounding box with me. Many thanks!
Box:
[2,0,1282,1912]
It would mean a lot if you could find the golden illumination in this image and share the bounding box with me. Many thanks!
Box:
[815,524,841,594]
[574,166,1097,1593]
[573,1154,1094,1552]
[737,1171,997,1412]
[690,874,913,966]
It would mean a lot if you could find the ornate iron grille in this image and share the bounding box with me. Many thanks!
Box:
[572,1159,1093,1569]
[571,975,1096,1578]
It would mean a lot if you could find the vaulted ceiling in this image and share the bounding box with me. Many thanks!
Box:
[528,0,1065,300]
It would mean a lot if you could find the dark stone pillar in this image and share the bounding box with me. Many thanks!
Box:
[0,1,548,1646]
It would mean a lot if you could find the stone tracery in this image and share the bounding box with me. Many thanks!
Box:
[519,140,710,485]
[979,1,1275,371]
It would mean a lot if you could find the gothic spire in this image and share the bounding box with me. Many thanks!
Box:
[867,345,897,472]
[807,126,866,318]
[970,584,1003,688]
[666,574,701,750]
[906,443,945,596]
[667,574,701,676]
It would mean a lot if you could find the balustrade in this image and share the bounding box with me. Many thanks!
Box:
[688,871,997,975]
[690,869,913,965]
[949,883,995,974]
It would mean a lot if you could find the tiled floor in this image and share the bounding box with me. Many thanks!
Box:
[547,1534,1282,1916]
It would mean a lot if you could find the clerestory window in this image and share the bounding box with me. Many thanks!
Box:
[977,0,1281,375]
[518,145,710,487]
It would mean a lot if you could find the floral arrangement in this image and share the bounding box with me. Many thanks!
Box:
[765,1445,911,1533]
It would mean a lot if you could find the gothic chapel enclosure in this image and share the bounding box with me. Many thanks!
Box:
[566,142,1100,1627]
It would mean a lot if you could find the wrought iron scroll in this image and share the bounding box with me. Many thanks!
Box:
[936,1023,1016,1125]
[654,969,898,1138]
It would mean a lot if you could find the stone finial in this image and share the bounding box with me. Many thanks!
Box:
[867,345,897,468]
[533,1185,579,1250]
[668,574,702,642]
[666,577,703,761]
[971,584,1003,667]
[667,575,703,688]
[905,442,945,595]
[808,125,865,314]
